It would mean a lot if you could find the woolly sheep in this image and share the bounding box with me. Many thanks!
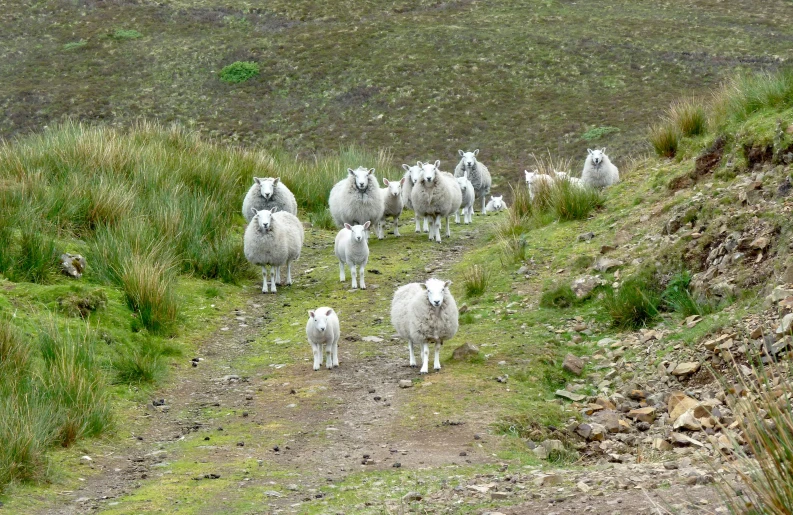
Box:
[243,207,304,293]
[328,167,384,232]
[401,163,429,233]
[410,161,462,243]
[554,171,584,188]
[455,175,475,224]
[390,278,459,374]
[306,307,340,371]
[524,170,554,200]
[242,177,298,222]
[377,177,405,239]
[454,149,492,215]
[485,195,507,213]
[335,222,371,290]
[581,148,619,189]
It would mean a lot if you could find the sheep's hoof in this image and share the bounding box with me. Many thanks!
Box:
[434,366,441,371]
[360,286,366,290]
[409,363,416,368]
[419,369,428,375]
[313,366,320,371]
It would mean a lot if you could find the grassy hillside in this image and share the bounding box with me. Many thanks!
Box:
[2,0,792,177]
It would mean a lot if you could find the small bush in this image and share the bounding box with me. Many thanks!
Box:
[582,126,620,141]
[604,269,661,329]
[110,29,142,40]
[463,264,490,297]
[539,284,578,309]
[219,61,260,84]
[649,123,681,158]
[670,99,707,137]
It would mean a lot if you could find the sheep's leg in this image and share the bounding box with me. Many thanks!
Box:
[332,338,339,367]
[393,217,400,237]
[312,343,321,371]
[377,220,384,240]
[415,215,421,233]
[359,264,366,290]
[339,261,345,282]
[434,216,442,243]
[446,216,451,237]
[286,261,293,285]
[275,266,281,284]
[481,193,487,215]
[270,266,277,293]
[420,342,429,374]
[325,342,333,370]
[350,264,358,289]
[455,209,460,224]
[434,341,442,371]
[422,217,429,233]
[261,267,269,294]
[408,341,416,367]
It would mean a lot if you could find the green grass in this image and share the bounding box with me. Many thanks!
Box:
[603,269,662,329]
[110,29,142,40]
[670,99,707,137]
[649,123,681,158]
[539,283,578,309]
[218,61,260,84]
[582,126,620,141]
[463,264,490,297]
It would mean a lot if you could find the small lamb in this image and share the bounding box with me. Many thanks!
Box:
[306,307,340,371]
[242,177,298,222]
[377,177,405,239]
[455,175,475,224]
[328,167,384,232]
[390,278,459,374]
[335,222,371,290]
[410,161,462,243]
[454,149,492,215]
[581,148,619,189]
[244,207,304,293]
[524,170,554,200]
[554,171,584,188]
[485,195,507,213]
[401,163,429,233]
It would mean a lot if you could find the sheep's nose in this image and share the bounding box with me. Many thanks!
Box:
[320,327,325,331]
[433,300,440,306]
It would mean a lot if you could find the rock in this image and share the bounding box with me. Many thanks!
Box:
[362,336,384,343]
[593,257,623,273]
[80,455,92,463]
[767,286,793,303]
[576,481,591,493]
[532,446,549,460]
[491,492,511,500]
[402,492,422,502]
[571,275,603,299]
[534,474,563,487]
[562,353,585,375]
[452,343,480,360]
[540,439,565,453]
[627,407,656,423]
[671,362,700,376]
[777,314,793,335]
[555,390,586,402]
[671,432,704,447]
[673,410,703,431]
[653,438,672,451]
[751,236,770,250]
[600,245,617,254]
[398,380,413,388]
[668,392,699,423]
[595,397,616,410]
[576,423,607,441]
[578,232,595,242]
[60,253,87,278]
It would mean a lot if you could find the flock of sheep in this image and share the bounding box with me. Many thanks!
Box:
[241,148,619,374]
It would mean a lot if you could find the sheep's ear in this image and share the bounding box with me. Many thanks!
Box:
[250,207,259,216]
[587,148,593,155]
[458,150,464,157]
[271,206,279,213]
[308,310,315,318]
[383,178,389,186]
[344,223,352,230]
[363,221,371,229]
[368,168,375,175]
[601,147,607,153]
[444,280,452,289]
[254,177,262,184]
[434,160,440,168]
[402,163,410,171]
[273,177,280,185]
[416,161,423,167]
[473,149,479,156]
[420,283,428,290]
[347,168,355,176]
[325,308,333,316]
[400,177,406,185]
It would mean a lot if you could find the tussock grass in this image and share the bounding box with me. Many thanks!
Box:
[463,264,490,297]
[670,99,708,137]
[604,269,662,329]
[539,284,578,309]
[551,177,605,222]
[113,341,168,385]
[219,61,259,84]
[649,123,681,158]
[661,271,715,317]
[712,70,793,128]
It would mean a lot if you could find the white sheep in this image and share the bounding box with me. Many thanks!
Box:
[243,207,304,293]
[581,148,619,189]
[334,222,371,290]
[454,150,492,215]
[328,167,384,232]
[377,177,405,239]
[410,161,462,243]
[242,177,298,222]
[306,307,340,371]
[524,170,554,200]
[485,195,507,213]
[455,175,475,224]
[401,163,429,233]
[554,171,584,188]
[390,278,459,374]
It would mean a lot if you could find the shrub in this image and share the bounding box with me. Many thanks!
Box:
[110,29,142,40]
[219,61,260,84]
[582,126,620,141]
[670,99,707,137]
[649,123,681,158]
[604,269,661,329]
[463,264,490,297]
[539,284,578,309]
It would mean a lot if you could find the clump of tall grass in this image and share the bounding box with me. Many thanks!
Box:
[649,123,681,158]
[550,177,605,221]
[539,284,579,309]
[603,269,662,329]
[670,99,708,137]
[112,340,168,385]
[661,271,715,317]
[712,70,793,128]
[463,264,490,297]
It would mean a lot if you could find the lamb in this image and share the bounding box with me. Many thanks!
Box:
[334,222,371,290]
[485,195,507,213]
[242,177,298,222]
[554,171,584,188]
[410,161,462,243]
[328,167,384,233]
[243,207,304,293]
[581,148,619,189]
[455,175,475,224]
[377,177,405,239]
[524,170,555,200]
[390,278,459,374]
[401,163,428,233]
[454,149,492,215]
[306,307,340,371]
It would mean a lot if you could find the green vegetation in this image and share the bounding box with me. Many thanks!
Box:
[649,123,681,158]
[110,29,142,41]
[670,99,707,137]
[582,126,620,141]
[463,264,490,297]
[539,283,578,309]
[604,269,661,329]
[62,41,86,51]
[218,61,260,84]
[661,271,714,317]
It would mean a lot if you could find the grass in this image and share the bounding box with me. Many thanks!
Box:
[110,29,142,40]
[661,271,714,317]
[604,269,662,329]
[649,123,681,158]
[219,61,260,84]
[670,99,707,137]
[582,126,620,141]
[713,70,793,129]
[539,284,578,309]
[463,264,490,297]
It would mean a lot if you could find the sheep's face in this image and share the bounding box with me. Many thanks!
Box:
[423,278,451,308]
[349,167,374,192]
[588,148,605,166]
[524,170,537,185]
[256,177,278,200]
[419,160,440,185]
[344,222,370,242]
[408,165,422,185]
[491,196,504,210]
[308,308,333,332]
[253,207,278,232]
[383,178,403,197]
[458,149,479,172]
[456,177,469,194]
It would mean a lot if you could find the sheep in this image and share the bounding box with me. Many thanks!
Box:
[485,195,507,213]
[377,177,405,239]
[306,307,340,370]
[242,177,298,222]
[454,149,492,215]
[334,222,371,290]
[455,175,475,224]
[390,278,459,374]
[524,170,555,200]
[401,163,429,233]
[243,207,304,293]
[554,171,584,188]
[328,167,384,234]
[410,161,462,243]
[581,148,619,189]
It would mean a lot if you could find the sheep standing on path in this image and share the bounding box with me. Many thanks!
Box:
[485,195,507,213]
[410,161,462,243]
[306,307,340,371]
[455,175,475,224]
[454,150,492,215]
[242,177,298,222]
[243,207,304,293]
[329,167,384,234]
[390,278,459,374]
[378,177,405,239]
[335,222,371,290]
[401,163,428,233]
[581,148,619,189]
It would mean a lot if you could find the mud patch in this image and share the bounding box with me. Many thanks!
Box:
[695,135,725,176]
[745,143,773,169]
